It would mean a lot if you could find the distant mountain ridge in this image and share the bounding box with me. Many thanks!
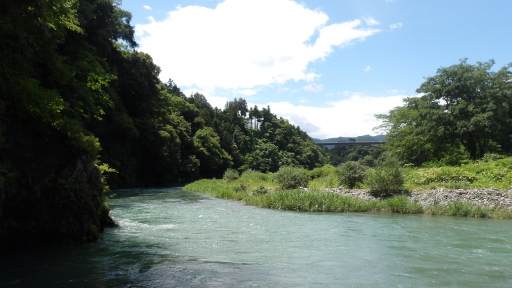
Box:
[312,134,386,143]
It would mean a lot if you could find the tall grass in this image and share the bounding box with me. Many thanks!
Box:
[403,157,512,190]
[184,179,248,200]
[308,173,340,189]
[244,189,377,212]
[384,195,423,214]
[183,161,512,219]
[425,201,512,218]
[185,180,434,215]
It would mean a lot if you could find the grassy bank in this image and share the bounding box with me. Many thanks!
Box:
[403,157,512,190]
[304,157,512,191]
[184,168,512,218]
[184,179,423,214]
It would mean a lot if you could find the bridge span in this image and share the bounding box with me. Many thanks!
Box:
[314,141,386,150]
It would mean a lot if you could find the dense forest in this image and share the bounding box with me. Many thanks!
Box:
[0,0,327,245]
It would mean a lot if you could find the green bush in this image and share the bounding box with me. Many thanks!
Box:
[307,165,336,179]
[223,168,240,181]
[308,174,340,189]
[252,186,268,195]
[365,158,404,197]
[241,169,273,182]
[233,184,247,192]
[274,165,310,189]
[479,153,505,162]
[337,161,366,189]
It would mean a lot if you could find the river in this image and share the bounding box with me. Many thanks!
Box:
[1,187,511,287]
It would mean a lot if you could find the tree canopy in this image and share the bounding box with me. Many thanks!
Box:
[377,59,512,165]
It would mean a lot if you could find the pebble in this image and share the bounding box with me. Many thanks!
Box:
[307,188,512,209]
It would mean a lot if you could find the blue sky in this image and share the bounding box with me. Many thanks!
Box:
[120,0,512,139]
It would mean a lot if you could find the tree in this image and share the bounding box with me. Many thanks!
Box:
[337,161,366,189]
[378,59,512,164]
[241,140,280,173]
[376,97,453,165]
[193,127,232,178]
[417,59,512,159]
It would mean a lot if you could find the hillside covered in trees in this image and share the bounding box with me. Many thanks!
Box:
[0,0,327,245]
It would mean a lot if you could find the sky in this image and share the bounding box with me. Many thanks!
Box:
[120,0,512,139]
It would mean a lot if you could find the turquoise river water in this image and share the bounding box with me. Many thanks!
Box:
[1,187,512,287]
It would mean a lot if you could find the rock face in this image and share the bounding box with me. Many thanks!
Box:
[0,155,115,245]
[319,188,512,209]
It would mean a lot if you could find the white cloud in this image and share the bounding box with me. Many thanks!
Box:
[363,17,380,26]
[388,88,405,94]
[143,5,152,10]
[236,89,257,96]
[390,22,403,30]
[364,65,372,72]
[303,83,323,93]
[267,93,417,139]
[135,0,380,90]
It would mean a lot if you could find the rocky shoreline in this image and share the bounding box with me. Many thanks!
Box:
[314,188,512,209]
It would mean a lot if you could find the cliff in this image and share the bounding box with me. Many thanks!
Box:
[0,155,115,245]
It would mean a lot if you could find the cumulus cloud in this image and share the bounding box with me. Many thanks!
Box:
[267,93,416,139]
[364,65,372,72]
[143,5,152,10]
[135,0,380,90]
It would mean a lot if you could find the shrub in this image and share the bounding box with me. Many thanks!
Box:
[274,165,310,189]
[252,186,268,195]
[480,153,505,162]
[233,184,247,192]
[308,174,340,189]
[337,161,366,189]
[365,158,404,197]
[307,165,336,179]
[241,169,272,182]
[223,168,240,181]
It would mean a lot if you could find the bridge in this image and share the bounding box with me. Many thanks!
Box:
[315,141,386,151]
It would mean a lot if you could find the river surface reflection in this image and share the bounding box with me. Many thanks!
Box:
[1,187,511,287]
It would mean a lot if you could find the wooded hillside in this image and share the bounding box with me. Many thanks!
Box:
[0,0,327,244]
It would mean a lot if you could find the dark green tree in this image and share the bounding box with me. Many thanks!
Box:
[417,59,512,159]
[0,0,136,244]
[193,127,232,177]
[377,59,512,164]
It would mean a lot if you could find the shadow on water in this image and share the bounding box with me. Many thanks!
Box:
[107,186,208,203]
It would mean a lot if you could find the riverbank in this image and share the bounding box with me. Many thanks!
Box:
[184,178,512,218]
[319,188,512,209]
